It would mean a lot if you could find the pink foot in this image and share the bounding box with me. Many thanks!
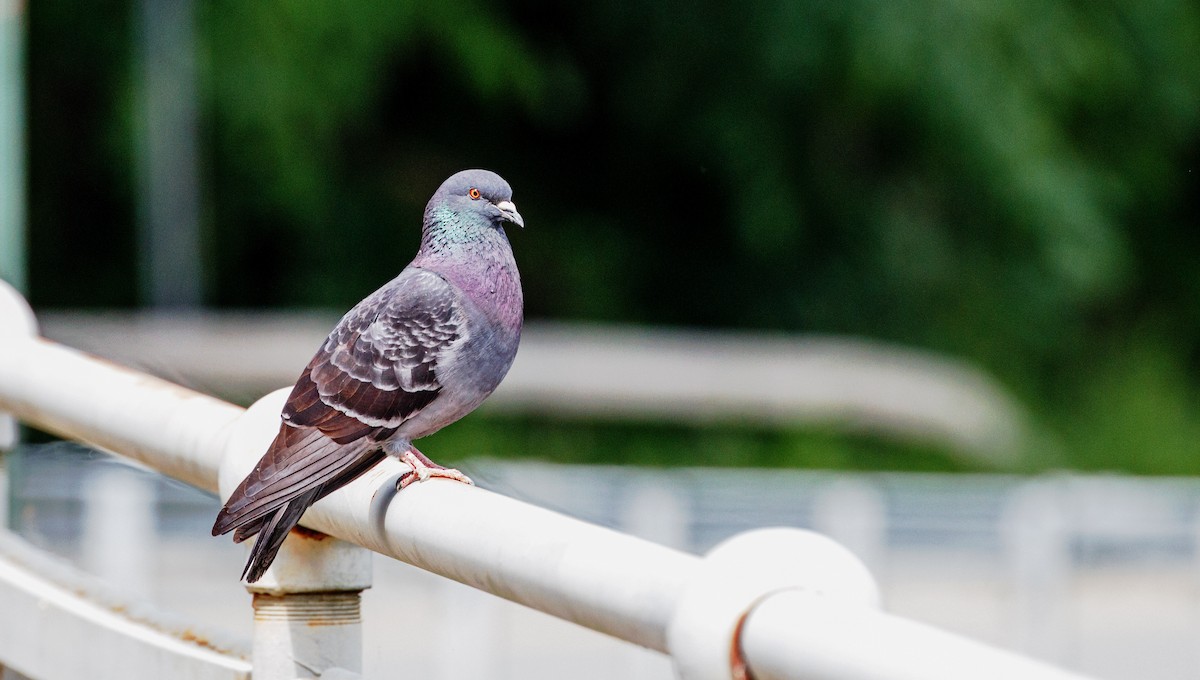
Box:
[396,448,474,490]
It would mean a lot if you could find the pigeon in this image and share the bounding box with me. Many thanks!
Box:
[213,169,524,583]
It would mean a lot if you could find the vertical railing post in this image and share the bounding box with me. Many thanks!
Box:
[0,282,33,680]
[1003,478,1071,662]
[222,388,373,680]
[245,532,372,680]
[811,476,888,577]
[82,466,155,595]
[0,279,36,528]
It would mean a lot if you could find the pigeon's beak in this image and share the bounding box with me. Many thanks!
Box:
[495,200,525,229]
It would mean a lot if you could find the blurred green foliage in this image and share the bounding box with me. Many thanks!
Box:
[424,413,979,474]
[25,1,1200,473]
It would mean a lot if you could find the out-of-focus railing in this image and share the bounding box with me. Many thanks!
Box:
[38,309,1028,464]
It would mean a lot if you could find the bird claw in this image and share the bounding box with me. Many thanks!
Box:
[396,449,474,491]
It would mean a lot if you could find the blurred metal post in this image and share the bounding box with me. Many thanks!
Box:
[82,466,155,596]
[0,280,35,530]
[1002,479,1072,663]
[0,0,24,292]
[136,0,202,307]
[810,477,888,577]
[433,579,501,680]
[621,475,691,551]
[618,477,691,679]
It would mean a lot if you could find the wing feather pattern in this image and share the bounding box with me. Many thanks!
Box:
[212,268,466,581]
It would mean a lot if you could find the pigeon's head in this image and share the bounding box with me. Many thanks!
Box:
[428,169,524,230]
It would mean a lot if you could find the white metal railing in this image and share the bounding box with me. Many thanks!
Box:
[0,528,252,680]
[0,279,1098,680]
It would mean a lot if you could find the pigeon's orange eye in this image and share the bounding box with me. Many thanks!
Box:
[468,187,481,200]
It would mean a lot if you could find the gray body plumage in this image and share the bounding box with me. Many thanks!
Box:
[213,169,523,582]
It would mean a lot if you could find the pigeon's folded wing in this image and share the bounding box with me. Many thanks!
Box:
[212,268,467,536]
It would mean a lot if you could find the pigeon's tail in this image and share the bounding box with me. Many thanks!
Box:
[240,488,320,583]
[212,423,386,583]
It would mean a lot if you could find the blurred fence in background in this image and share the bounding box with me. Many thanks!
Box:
[8,443,1198,680]
[39,311,1029,463]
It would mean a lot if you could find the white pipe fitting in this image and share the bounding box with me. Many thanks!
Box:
[667,528,880,680]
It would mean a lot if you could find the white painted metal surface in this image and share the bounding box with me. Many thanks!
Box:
[245,529,372,679]
[251,590,364,680]
[740,590,1092,680]
[666,529,880,680]
[0,281,1101,680]
[222,387,704,654]
[0,530,250,680]
[0,278,35,533]
[0,330,240,495]
[0,278,34,453]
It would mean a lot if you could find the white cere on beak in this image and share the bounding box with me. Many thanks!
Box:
[495,200,525,228]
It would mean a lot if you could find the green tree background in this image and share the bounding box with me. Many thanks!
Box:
[25,1,1200,473]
